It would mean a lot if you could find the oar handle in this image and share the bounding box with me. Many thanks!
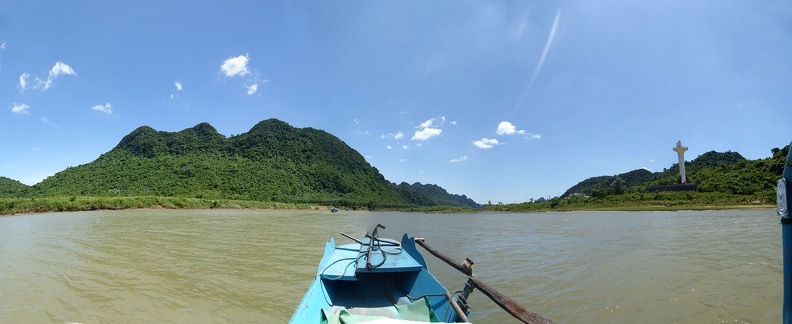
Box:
[468,277,554,324]
[415,238,473,276]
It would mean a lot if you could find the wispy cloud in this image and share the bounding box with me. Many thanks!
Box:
[381,131,404,140]
[220,54,250,77]
[245,83,258,95]
[11,102,29,115]
[18,73,29,91]
[91,102,112,114]
[473,138,501,149]
[0,43,5,91]
[18,61,76,92]
[175,81,183,91]
[515,8,561,110]
[449,155,468,163]
[41,116,57,127]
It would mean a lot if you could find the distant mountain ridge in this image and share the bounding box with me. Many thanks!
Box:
[2,119,479,209]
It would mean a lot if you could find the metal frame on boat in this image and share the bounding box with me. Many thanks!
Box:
[289,224,553,323]
[778,141,792,324]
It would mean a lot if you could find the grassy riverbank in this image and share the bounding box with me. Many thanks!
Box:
[1,191,778,216]
[480,191,775,212]
[0,196,322,216]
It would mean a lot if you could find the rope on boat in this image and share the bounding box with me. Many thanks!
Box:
[320,256,361,280]
[320,233,404,280]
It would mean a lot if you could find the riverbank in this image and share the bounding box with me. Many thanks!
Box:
[0,194,777,216]
[0,196,323,216]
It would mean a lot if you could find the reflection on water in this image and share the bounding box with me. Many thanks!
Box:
[0,209,781,323]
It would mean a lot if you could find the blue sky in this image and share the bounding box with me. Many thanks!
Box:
[2,1,790,204]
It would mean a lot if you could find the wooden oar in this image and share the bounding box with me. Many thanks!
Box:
[415,238,554,324]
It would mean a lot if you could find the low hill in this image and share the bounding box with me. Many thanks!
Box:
[561,169,654,198]
[561,146,789,198]
[0,177,28,198]
[13,119,478,209]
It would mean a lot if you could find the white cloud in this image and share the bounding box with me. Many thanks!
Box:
[175,81,183,91]
[450,121,458,125]
[18,73,29,91]
[402,145,409,150]
[449,155,468,163]
[496,121,526,135]
[0,42,6,50]
[473,138,500,149]
[387,145,392,150]
[496,121,540,139]
[246,83,258,95]
[411,116,446,141]
[91,102,112,114]
[399,158,407,162]
[50,62,76,78]
[418,116,447,128]
[11,102,29,115]
[382,131,405,140]
[220,54,250,77]
[18,62,76,91]
[411,127,442,141]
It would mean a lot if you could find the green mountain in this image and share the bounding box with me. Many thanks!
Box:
[12,119,478,209]
[561,169,654,198]
[0,177,28,198]
[561,146,789,198]
[396,182,479,208]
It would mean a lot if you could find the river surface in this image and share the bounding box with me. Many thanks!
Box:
[0,209,781,323]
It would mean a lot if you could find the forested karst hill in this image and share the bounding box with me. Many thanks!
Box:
[560,146,789,199]
[0,177,28,198]
[8,119,478,209]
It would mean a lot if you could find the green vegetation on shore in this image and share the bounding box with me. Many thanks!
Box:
[0,196,320,215]
[0,118,789,215]
[481,191,773,212]
[483,145,789,213]
[0,119,479,212]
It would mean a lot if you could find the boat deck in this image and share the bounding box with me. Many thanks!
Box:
[320,238,423,281]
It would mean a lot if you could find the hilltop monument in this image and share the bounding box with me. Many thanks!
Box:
[673,140,688,183]
[646,140,697,192]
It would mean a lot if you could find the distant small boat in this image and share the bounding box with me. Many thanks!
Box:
[289,224,554,323]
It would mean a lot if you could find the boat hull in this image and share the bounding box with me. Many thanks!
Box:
[289,234,468,323]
